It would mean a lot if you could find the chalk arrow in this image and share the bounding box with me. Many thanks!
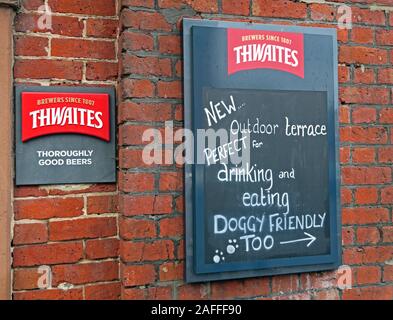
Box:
[279,232,316,247]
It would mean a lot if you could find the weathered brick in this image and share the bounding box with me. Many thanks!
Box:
[49,217,117,241]
[86,238,119,260]
[48,0,116,16]
[13,242,83,267]
[13,223,48,245]
[122,264,156,286]
[14,197,83,220]
[52,261,119,286]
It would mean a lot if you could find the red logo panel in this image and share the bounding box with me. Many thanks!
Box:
[21,92,110,142]
[228,28,304,78]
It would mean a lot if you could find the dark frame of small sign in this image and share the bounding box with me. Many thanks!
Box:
[183,18,341,283]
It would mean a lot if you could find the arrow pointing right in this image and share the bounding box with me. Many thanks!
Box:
[279,232,316,247]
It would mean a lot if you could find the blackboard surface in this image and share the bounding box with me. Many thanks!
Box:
[184,19,341,282]
[201,87,329,271]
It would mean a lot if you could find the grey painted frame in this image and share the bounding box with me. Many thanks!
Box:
[183,18,341,283]
[15,85,117,185]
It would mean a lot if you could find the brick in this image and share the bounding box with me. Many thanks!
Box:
[252,0,307,19]
[14,59,83,81]
[354,187,378,205]
[351,27,374,44]
[379,147,393,163]
[177,239,184,259]
[13,242,83,267]
[157,80,183,98]
[15,14,84,37]
[343,286,393,300]
[187,0,218,13]
[119,172,155,192]
[353,68,375,84]
[356,227,380,244]
[341,188,352,205]
[122,10,171,31]
[119,101,172,123]
[122,55,172,77]
[121,31,154,51]
[352,147,375,163]
[159,261,184,281]
[13,268,42,290]
[86,238,119,260]
[45,184,117,196]
[343,246,393,264]
[121,240,175,262]
[121,78,155,98]
[379,108,393,123]
[120,218,157,239]
[159,216,184,238]
[342,226,355,245]
[87,195,118,214]
[340,87,389,104]
[352,107,376,124]
[52,261,118,286]
[383,265,393,282]
[123,0,154,7]
[355,266,381,285]
[272,274,299,294]
[85,282,121,300]
[14,197,83,220]
[381,186,393,204]
[342,207,389,225]
[122,264,156,286]
[14,289,83,300]
[376,30,393,46]
[338,66,350,83]
[119,124,152,145]
[177,283,208,299]
[312,289,339,300]
[352,7,385,26]
[121,195,173,215]
[21,0,44,10]
[222,0,249,15]
[339,105,350,123]
[378,68,393,84]
[49,217,117,241]
[119,149,153,168]
[48,0,116,16]
[382,226,393,242]
[123,286,172,300]
[51,38,116,59]
[310,4,335,21]
[175,61,183,78]
[86,19,118,38]
[300,272,337,291]
[175,196,184,213]
[340,127,387,144]
[86,62,118,81]
[13,223,48,245]
[339,46,388,65]
[158,35,182,55]
[15,35,48,57]
[159,171,183,191]
[211,278,270,299]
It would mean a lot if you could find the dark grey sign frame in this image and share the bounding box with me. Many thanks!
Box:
[183,19,341,283]
[15,85,117,186]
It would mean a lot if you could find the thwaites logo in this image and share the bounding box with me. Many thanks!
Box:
[227,28,304,78]
[21,92,110,142]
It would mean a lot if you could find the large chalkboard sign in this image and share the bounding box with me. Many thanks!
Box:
[184,19,340,282]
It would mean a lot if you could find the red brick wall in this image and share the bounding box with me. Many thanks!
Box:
[10,0,393,300]
[119,0,393,300]
[12,0,120,300]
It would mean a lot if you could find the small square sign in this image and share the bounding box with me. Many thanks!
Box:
[15,86,116,185]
